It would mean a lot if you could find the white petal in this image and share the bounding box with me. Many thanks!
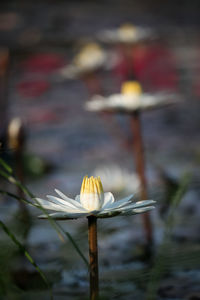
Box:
[96,210,122,218]
[101,192,115,209]
[75,195,101,208]
[120,206,155,216]
[134,200,156,206]
[47,195,86,211]
[39,212,89,220]
[35,198,73,212]
[80,193,103,211]
[75,195,81,202]
[113,200,156,212]
[103,194,133,210]
[35,198,83,213]
[97,205,155,218]
[55,189,84,209]
[47,195,76,208]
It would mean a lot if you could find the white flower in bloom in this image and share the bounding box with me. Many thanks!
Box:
[60,43,106,79]
[98,23,154,44]
[36,175,155,220]
[94,164,141,194]
[85,81,179,113]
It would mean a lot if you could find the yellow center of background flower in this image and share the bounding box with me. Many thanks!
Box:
[74,43,104,68]
[121,81,142,95]
[119,24,136,37]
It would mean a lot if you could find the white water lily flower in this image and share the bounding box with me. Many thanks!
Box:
[60,43,106,79]
[94,164,141,194]
[98,23,155,44]
[36,175,155,220]
[85,81,179,113]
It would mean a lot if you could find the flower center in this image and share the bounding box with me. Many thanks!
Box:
[121,81,142,96]
[74,43,104,68]
[119,24,136,39]
[80,175,104,211]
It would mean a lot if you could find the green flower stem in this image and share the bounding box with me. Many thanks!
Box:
[130,110,153,245]
[88,216,99,300]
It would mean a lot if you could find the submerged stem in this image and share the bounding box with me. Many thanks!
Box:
[88,216,99,300]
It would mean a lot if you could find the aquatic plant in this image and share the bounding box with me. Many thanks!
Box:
[36,175,155,300]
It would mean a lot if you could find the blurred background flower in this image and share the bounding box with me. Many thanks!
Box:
[94,164,141,195]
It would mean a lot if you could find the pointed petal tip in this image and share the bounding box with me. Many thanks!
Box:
[54,188,67,196]
[34,197,46,204]
[38,214,47,219]
[46,194,58,199]
[133,205,155,213]
[123,194,134,201]
[136,199,156,204]
[145,199,156,203]
[151,200,156,204]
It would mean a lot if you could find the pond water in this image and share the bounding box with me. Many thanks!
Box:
[0,0,200,299]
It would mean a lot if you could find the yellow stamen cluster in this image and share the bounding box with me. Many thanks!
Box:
[80,175,103,196]
[121,81,142,95]
[119,24,136,35]
[74,43,103,67]
[80,176,104,211]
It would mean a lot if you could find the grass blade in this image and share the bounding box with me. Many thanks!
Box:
[0,159,89,267]
[0,158,13,174]
[0,220,53,299]
[146,173,191,300]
